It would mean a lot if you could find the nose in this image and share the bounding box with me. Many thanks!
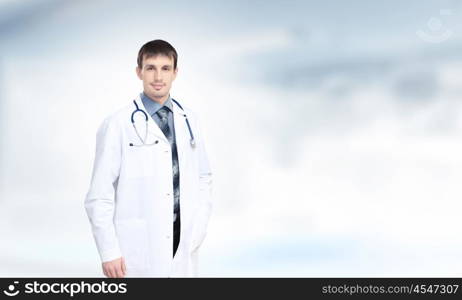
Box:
[153,70,162,81]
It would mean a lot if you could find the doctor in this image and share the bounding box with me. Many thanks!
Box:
[84,39,213,278]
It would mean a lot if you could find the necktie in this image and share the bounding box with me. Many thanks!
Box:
[156,106,181,257]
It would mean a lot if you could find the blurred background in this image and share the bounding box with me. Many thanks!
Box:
[1,0,462,277]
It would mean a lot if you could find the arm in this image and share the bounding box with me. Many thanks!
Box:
[84,117,125,277]
[191,115,213,252]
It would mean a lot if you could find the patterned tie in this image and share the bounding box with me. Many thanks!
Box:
[156,106,181,257]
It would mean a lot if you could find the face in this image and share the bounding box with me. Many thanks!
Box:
[136,54,177,104]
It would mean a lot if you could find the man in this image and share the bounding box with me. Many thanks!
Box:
[85,39,213,278]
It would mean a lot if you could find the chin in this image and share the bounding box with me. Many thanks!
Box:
[152,91,166,98]
[146,89,159,96]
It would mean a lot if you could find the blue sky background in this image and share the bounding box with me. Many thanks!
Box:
[1,0,462,277]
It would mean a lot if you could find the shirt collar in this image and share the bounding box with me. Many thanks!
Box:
[140,92,173,117]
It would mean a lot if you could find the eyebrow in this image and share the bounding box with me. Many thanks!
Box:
[145,64,172,68]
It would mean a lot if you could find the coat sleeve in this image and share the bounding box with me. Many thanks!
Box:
[190,113,213,252]
[84,116,122,263]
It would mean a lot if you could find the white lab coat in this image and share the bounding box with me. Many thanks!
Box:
[84,94,213,277]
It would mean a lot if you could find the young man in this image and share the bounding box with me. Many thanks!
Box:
[85,40,213,278]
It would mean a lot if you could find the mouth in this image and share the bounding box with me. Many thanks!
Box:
[151,83,164,90]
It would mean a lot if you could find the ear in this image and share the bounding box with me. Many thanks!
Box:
[135,66,142,80]
[172,67,178,81]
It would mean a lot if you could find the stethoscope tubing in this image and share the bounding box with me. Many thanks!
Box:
[130,99,196,148]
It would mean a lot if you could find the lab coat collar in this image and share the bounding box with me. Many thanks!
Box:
[140,92,175,116]
[133,94,187,144]
[134,94,168,143]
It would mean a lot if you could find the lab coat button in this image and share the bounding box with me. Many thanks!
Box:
[166,235,171,239]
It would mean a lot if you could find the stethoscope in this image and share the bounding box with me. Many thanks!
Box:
[129,98,196,148]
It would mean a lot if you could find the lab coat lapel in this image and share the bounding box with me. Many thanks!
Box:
[172,99,187,177]
[134,95,169,144]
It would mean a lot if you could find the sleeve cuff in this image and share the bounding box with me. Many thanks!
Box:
[99,247,122,263]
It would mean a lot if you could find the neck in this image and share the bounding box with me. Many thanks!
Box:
[144,92,169,105]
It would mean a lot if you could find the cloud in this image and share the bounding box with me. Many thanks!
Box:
[2,0,462,277]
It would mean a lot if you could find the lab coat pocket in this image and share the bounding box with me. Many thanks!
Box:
[115,219,150,270]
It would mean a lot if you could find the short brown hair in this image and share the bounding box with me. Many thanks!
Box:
[137,39,178,70]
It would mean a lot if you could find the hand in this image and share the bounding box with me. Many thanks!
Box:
[102,257,126,278]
